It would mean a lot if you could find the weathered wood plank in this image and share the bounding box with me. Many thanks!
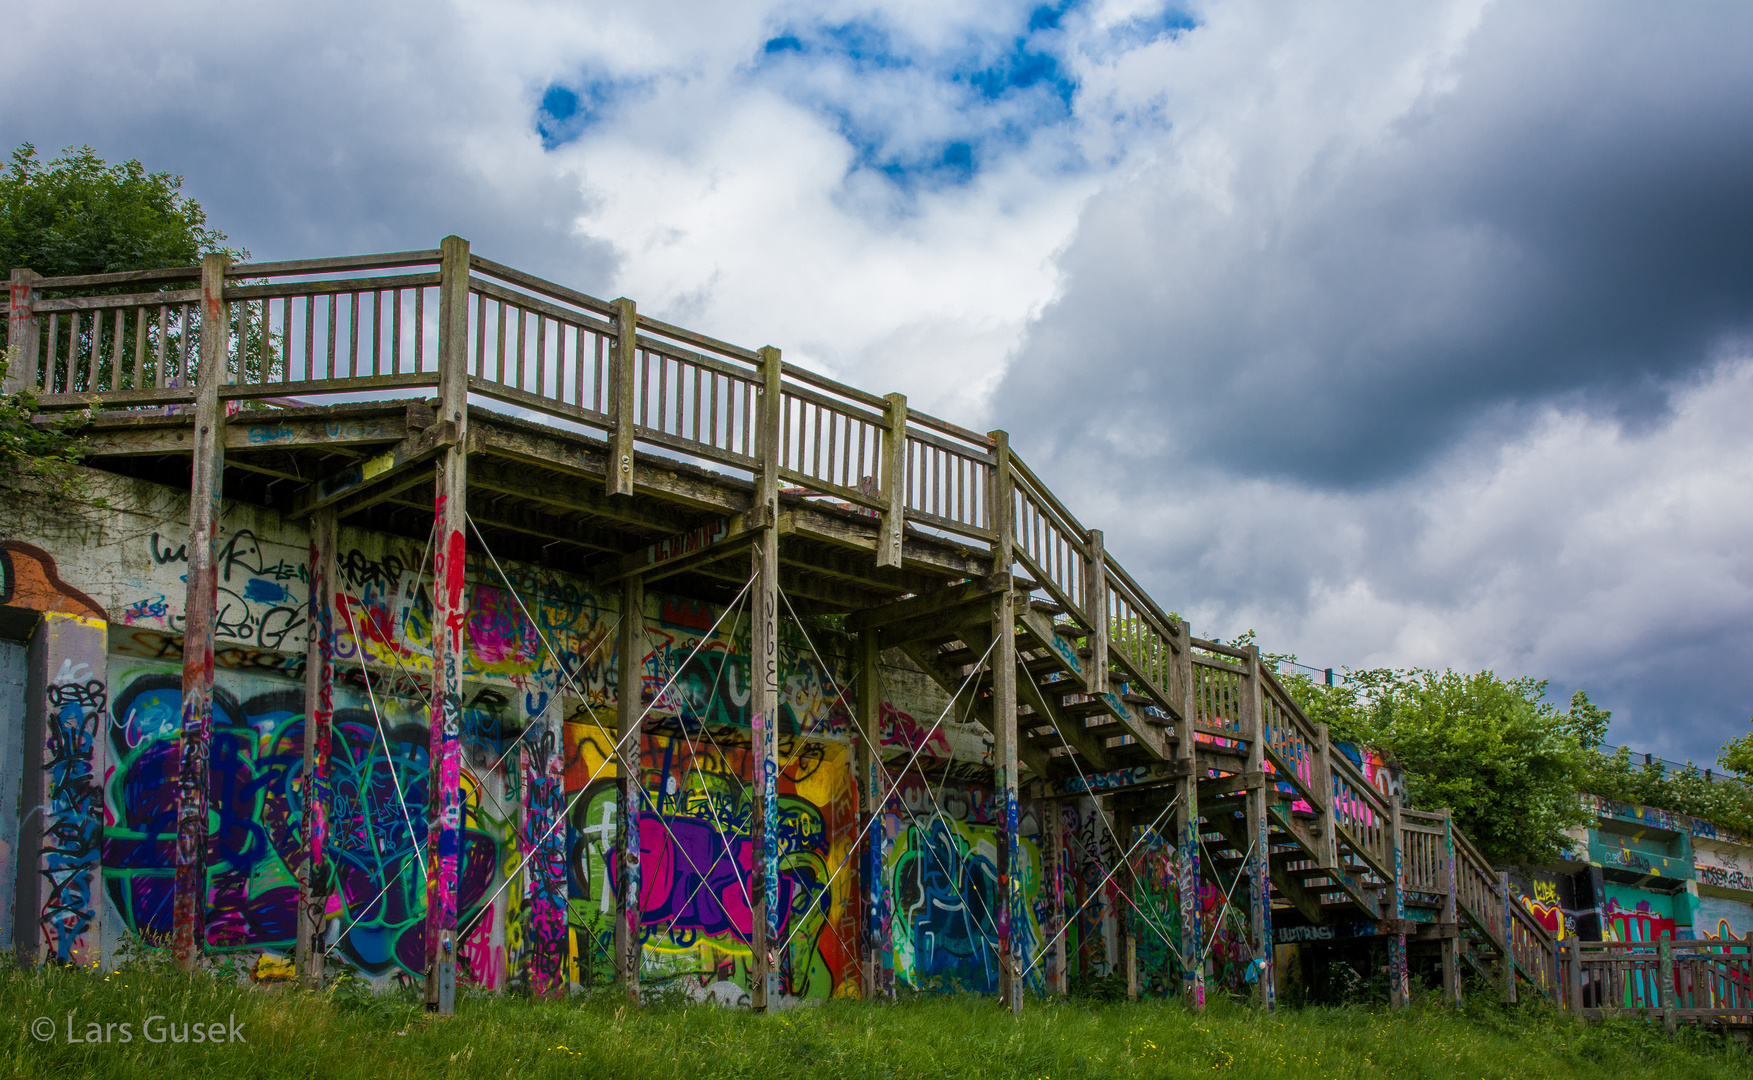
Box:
[593,506,773,586]
[290,419,457,517]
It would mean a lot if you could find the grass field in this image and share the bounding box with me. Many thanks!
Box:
[3,958,1747,1079]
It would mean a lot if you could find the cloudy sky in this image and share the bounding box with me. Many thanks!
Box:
[6,0,1751,761]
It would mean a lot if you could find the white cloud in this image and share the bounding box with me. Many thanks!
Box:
[6,0,1751,759]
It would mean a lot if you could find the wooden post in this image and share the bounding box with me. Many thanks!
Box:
[1440,809,1462,1006]
[615,575,645,1000]
[424,235,471,1014]
[7,268,40,394]
[1083,530,1108,693]
[606,298,637,496]
[524,679,569,998]
[877,392,907,569]
[14,613,108,967]
[1387,797,1408,1009]
[750,345,783,1011]
[297,507,337,986]
[1175,620,1204,1011]
[1566,938,1583,1014]
[855,630,889,999]
[988,429,1022,1016]
[1498,870,1517,1003]
[1242,645,1273,1008]
[1046,800,1068,997]
[1313,723,1338,870]
[1658,938,1676,1033]
[1115,803,1138,1001]
[172,252,229,972]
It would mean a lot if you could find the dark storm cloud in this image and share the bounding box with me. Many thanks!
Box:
[998,3,1753,487]
[0,4,613,284]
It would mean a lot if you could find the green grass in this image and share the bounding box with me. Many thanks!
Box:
[2,959,1747,1079]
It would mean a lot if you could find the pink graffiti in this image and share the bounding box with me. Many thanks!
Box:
[880,702,951,756]
[459,902,501,989]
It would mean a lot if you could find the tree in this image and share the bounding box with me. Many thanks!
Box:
[1280,666,1600,865]
[1719,721,1753,783]
[2,143,242,492]
[1,143,240,278]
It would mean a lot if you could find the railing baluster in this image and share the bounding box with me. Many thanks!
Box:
[536,313,547,397]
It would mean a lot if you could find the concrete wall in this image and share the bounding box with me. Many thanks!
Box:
[5,465,1219,998]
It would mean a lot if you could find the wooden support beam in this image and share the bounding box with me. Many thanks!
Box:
[1031,758,1192,803]
[334,465,434,520]
[1045,800,1069,997]
[781,507,991,580]
[692,559,876,611]
[7,268,40,393]
[1084,529,1108,693]
[876,392,906,568]
[1497,870,1516,1003]
[1388,797,1409,1010]
[989,428,1023,1017]
[423,234,470,1016]
[82,409,413,458]
[289,418,457,517]
[615,576,645,1001]
[855,630,892,1000]
[594,506,772,586]
[751,345,783,1013]
[1176,616,1203,1011]
[1115,802,1138,1001]
[844,575,1008,634]
[470,452,695,534]
[412,493,622,555]
[1242,645,1274,1009]
[1014,668,1111,772]
[297,507,336,987]
[607,298,637,496]
[777,541,945,596]
[524,677,569,999]
[1441,809,1463,1007]
[472,417,750,516]
[173,252,229,972]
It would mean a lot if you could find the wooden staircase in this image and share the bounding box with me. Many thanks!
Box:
[870,572,1561,1009]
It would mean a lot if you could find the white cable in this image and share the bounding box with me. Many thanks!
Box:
[774,633,1002,956]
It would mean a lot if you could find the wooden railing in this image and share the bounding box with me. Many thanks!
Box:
[1258,667,1321,801]
[1569,939,1753,1027]
[1330,750,1395,882]
[1008,455,1087,615]
[1103,556,1183,711]
[10,252,446,408]
[1190,642,1250,743]
[1398,808,1451,895]
[1452,826,1507,945]
[1507,894,1558,996]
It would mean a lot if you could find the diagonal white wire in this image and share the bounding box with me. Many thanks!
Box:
[464,513,739,914]
[1195,826,1261,966]
[343,608,426,883]
[456,566,761,944]
[868,656,1002,979]
[1017,791,1181,983]
[772,585,857,775]
[1025,655,1186,966]
[776,633,1001,957]
[642,590,759,930]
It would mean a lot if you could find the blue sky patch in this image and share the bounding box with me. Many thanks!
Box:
[749,2,1144,194]
[536,78,638,149]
